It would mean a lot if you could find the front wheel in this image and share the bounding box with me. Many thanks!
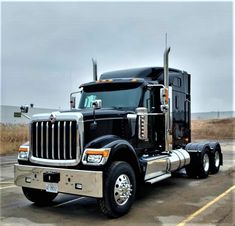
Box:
[97,161,136,218]
[22,187,58,206]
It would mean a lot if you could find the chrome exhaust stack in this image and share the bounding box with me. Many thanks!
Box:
[164,47,171,89]
[92,58,98,81]
[163,47,171,152]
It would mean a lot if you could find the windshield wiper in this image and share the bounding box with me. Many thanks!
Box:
[111,106,124,110]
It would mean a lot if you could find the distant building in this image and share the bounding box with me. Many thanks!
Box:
[0,105,234,124]
[0,105,59,124]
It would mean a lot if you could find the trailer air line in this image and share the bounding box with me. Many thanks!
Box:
[177,184,235,226]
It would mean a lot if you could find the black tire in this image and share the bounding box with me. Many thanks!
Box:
[197,150,210,178]
[209,149,221,174]
[22,187,58,206]
[185,164,196,178]
[97,161,136,218]
[186,149,210,179]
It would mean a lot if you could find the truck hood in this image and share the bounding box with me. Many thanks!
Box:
[60,108,135,121]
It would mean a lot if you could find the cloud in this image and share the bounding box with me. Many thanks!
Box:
[1,2,233,112]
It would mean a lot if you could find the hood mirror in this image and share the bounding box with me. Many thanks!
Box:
[92,99,102,110]
[70,89,82,109]
[70,96,76,109]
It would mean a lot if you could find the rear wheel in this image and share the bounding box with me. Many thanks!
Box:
[22,187,58,206]
[186,149,210,179]
[97,161,136,218]
[200,152,210,178]
[209,150,221,174]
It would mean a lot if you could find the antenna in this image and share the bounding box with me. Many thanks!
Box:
[165,33,168,50]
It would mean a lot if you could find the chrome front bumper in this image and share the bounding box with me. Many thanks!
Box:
[14,164,103,198]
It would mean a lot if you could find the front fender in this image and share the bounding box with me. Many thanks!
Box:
[84,135,120,149]
[84,135,141,176]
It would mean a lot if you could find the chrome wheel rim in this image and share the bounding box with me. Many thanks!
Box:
[203,153,210,172]
[215,151,220,168]
[114,174,132,206]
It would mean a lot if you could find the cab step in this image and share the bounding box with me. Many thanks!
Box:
[145,173,171,184]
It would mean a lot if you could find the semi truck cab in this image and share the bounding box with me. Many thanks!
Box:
[14,48,223,218]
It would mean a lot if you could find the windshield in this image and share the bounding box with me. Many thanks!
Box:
[79,83,143,110]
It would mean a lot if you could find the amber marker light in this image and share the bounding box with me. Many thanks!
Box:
[85,149,110,157]
[165,88,169,104]
[19,147,29,152]
[18,145,29,161]
[82,148,111,165]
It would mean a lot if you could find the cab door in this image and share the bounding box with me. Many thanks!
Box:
[140,86,165,151]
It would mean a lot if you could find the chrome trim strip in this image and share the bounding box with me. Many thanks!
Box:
[69,121,72,159]
[58,121,60,160]
[84,117,123,122]
[52,124,55,159]
[147,84,164,88]
[146,113,164,116]
[46,122,49,159]
[35,122,38,157]
[41,122,43,158]
[63,121,66,159]
[30,156,78,166]
[127,114,137,119]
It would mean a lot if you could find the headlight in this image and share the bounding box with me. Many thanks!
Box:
[87,154,103,163]
[82,148,110,165]
[18,145,29,161]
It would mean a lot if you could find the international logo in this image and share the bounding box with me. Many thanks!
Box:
[49,113,56,123]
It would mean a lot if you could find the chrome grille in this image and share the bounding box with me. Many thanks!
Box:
[31,120,77,160]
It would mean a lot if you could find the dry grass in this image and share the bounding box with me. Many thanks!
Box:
[0,124,29,155]
[192,118,235,140]
[0,118,234,155]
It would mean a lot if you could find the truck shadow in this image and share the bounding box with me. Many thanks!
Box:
[11,173,195,225]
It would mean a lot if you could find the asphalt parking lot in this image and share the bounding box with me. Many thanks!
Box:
[1,140,234,226]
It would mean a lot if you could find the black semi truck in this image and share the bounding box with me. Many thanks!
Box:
[14,48,222,217]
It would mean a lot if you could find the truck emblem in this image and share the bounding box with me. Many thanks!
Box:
[49,113,56,123]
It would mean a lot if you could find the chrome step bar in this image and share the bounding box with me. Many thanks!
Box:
[146,173,171,184]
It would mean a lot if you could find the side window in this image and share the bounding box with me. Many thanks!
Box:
[175,95,178,109]
[143,90,151,112]
[84,95,97,108]
[173,77,181,87]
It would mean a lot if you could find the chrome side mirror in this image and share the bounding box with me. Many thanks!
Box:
[70,89,82,109]
[92,99,102,110]
[20,105,29,113]
[14,105,30,120]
